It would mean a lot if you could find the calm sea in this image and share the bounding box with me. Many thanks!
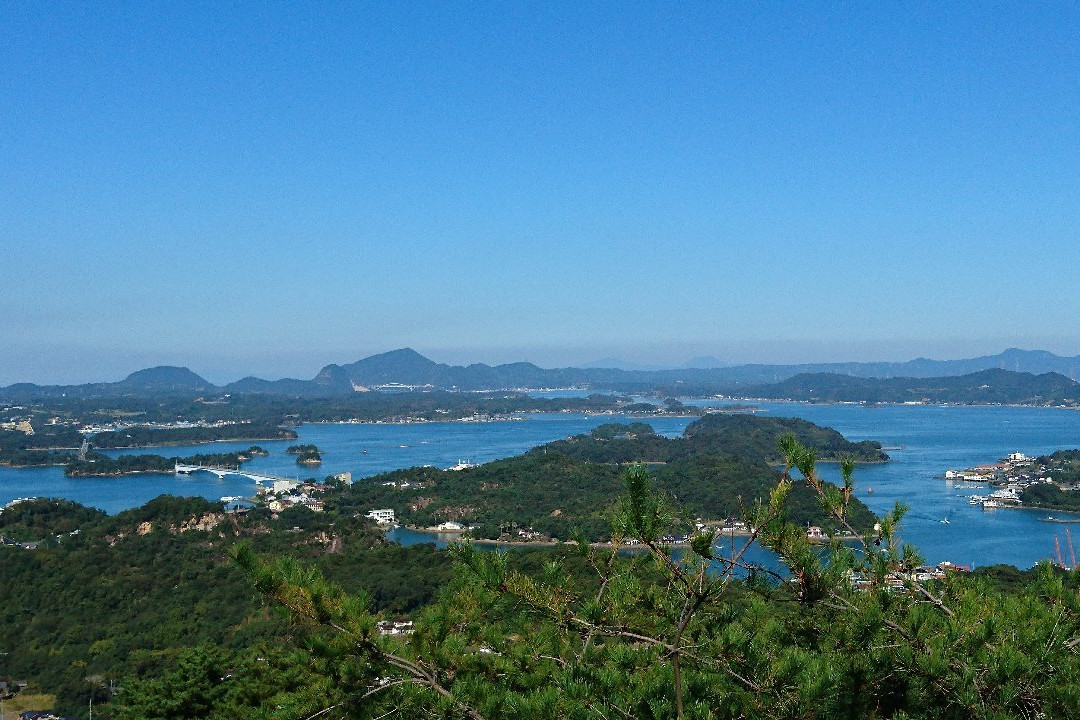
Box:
[3,402,1080,568]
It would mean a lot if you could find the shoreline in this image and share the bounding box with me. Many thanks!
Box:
[300,410,706,427]
[394,525,851,548]
[0,461,70,469]
[64,469,176,478]
[66,400,1080,446]
[988,504,1080,517]
[398,526,753,549]
[93,435,295,449]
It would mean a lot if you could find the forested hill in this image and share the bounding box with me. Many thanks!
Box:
[343,414,883,541]
[736,368,1080,405]
[0,365,215,400]
[538,414,888,465]
[0,495,457,715]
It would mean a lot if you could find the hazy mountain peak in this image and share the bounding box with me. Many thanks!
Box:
[366,348,435,365]
[120,366,211,390]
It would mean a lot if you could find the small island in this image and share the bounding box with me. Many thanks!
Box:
[286,443,322,466]
[64,450,255,477]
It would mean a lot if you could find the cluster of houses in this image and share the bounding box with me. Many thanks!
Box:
[359,511,829,546]
[252,472,351,514]
[78,418,243,435]
[259,479,332,513]
[0,418,35,434]
[946,452,1057,508]
[945,451,1033,484]
[849,560,971,592]
[376,619,414,636]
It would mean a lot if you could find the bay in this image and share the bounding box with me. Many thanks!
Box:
[3,403,1080,568]
[709,401,1080,569]
[0,413,694,514]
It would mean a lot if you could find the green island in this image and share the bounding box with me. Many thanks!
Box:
[1,418,1079,719]
[286,443,323,465]
[62,447,266,477]
[89,423,298,448]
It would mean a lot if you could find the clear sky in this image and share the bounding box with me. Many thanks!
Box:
[3,2,1079,384]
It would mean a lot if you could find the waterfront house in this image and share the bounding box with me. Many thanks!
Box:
[366,508,396,524]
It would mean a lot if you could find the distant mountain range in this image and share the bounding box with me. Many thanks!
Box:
[737,368,1080,406]
[2,347,1080,401]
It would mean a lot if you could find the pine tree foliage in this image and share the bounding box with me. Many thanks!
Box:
[221,436,1080,720]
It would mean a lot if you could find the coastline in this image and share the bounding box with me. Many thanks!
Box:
[301,410,706,427]
[988,504,1080,517]
[394,525,851,548]
[397,526,749,549]
[64,469,177,478]
[0,461,70,469]
[92,435,295,449]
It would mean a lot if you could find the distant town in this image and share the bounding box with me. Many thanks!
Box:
[948,450,1080,513]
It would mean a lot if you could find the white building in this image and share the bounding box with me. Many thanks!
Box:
[272,479,299,494]
[435,520,465,532]
[366,508,396,524]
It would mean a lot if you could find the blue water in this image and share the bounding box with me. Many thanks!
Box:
[4,404,1080,568]
[0,414,694,513]
[747,402,1080,569]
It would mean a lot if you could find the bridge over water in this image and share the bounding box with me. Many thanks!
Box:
[174,463,298,486]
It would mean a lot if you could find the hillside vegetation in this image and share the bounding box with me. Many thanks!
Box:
[342,414,883,539]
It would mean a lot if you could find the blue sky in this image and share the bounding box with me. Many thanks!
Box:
[2,2,1079,384]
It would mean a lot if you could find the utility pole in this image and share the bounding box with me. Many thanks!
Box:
[1,650,8,720]
[85,674,105,720]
